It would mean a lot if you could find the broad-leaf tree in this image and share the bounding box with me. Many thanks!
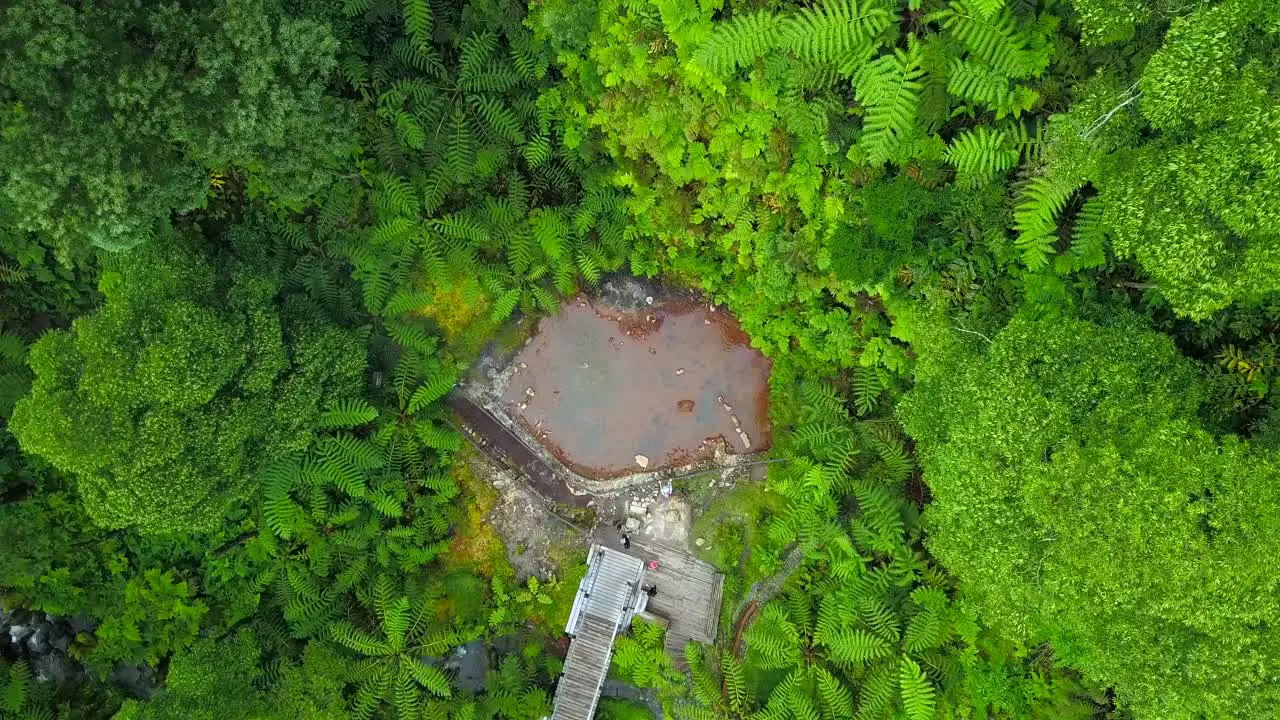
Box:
[10,222,366,533]
[901,312,1280,719]
[0,0,355,255]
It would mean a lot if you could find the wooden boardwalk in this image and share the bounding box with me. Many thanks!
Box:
[447,392,589,507]
[553,615,623,720]
[553,546,646,720]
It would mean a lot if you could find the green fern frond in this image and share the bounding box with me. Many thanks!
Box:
[935,0,1049,79]
[3,660,32,713]
[898,657,936,720]
[431,215,490,249]
[530,208,569,261]
[408,369,458,412]
[1056,195,1108,272]
[392,39,447,77]
[855,44,925,166]
[903,607,945,653]
[721,651,748,711]
[470,95,525,145]
[383,290,433,317]
[800,380,848,421]
[820,628,893,666]
[318,399,379,429]
[375,176,419,218]
[324,434,387,471]
[415,422,462,452]
[491,288,523,322]
[332,621,394,656]
[850,366,883,416]
[402,0,432,47]
[447,108,478,183]
[814,665,855,720]
[946,59,1038,119]
[855,664,896,720]
[420,473,460,499]
[0,259,27,285]
[408,662,452,698]
[522,135,553,167]
[382,596,411,650]
[944,126,1019,186]
[695,10,786,76]
[1012,173,1081,270]
[785,0,892,75]
[386,321,439,355]
[577,250,602,286]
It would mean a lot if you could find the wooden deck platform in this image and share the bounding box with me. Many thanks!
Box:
[628,537,723,667]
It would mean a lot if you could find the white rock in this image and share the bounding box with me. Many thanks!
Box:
[738,431,752,449]
[635,454,650,468]
[645,296,654,304]
[520,362,528,369]
[704,319,711,325]
[695,537,705,547]
[675,368,685,375]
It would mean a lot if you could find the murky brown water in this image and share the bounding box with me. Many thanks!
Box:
[502,297,772,479]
